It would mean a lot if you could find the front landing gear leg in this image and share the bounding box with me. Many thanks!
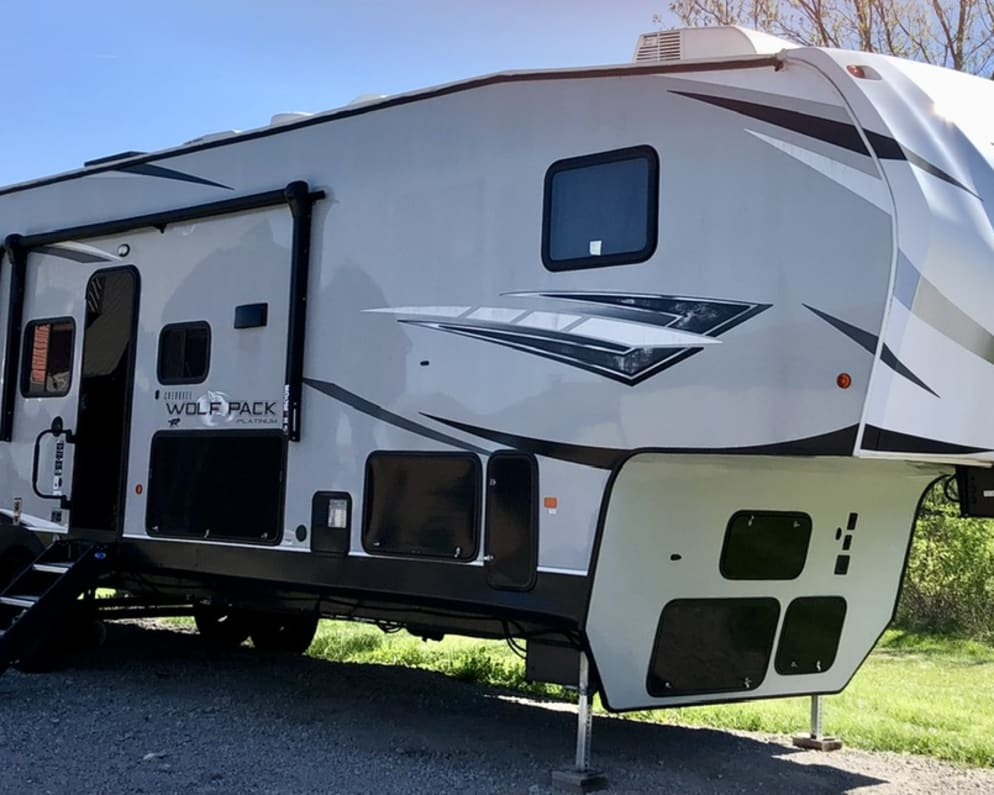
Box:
[792,695,843,751]
[552,651,608,791]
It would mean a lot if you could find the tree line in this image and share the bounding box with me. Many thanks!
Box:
[668,0,994,75]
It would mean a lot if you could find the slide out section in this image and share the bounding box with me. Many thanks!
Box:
[586,454,938,711]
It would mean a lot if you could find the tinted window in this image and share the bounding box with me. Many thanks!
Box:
[775,596,847,675]
[21,318,74,397]
[543,145,658,271]
[158,322,211,384]
[720,511,812,580]
[146,432,284,544]
[646,597,780,697]
[363,452,480,560]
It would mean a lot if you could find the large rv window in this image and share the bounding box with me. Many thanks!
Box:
[363,452,480,560]
[157,322,211,384]
[720,511,812,580]
[20,318,75,397]
[646,597,780,697]
[542,145,659,271]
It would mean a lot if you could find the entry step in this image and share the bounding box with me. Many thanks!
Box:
[33,563,71,575]
[0,595,38,609]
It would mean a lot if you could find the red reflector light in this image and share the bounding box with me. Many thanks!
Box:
[847,65,867,79]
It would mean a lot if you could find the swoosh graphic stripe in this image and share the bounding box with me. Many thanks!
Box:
[116,163,233,190]
[673,91,974,195]
[303,378,490,455]
[804,304,938,397]
[909,277,994,366]
[422,414,860,468]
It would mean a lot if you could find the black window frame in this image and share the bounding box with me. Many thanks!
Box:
[157,321,212,385]
[20,316,75,398]
[361,451,482,561]
[719,510,813,581]
[541,144,660,272]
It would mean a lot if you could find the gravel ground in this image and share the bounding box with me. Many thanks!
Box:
[1,621,992,794]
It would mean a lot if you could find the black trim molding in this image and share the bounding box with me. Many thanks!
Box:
[861,425,987,455]
[422,415,860,469]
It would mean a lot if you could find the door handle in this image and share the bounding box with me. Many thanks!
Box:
[31,416,75,509]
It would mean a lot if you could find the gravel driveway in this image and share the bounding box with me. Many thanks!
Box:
[0,621,991,794]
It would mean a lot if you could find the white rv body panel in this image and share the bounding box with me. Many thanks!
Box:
[0,32,991,711]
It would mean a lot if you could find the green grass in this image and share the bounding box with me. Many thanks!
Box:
[305,622,994,767]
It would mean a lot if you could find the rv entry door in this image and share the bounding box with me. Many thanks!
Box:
[5,253,137,537]
[69,267,139,537]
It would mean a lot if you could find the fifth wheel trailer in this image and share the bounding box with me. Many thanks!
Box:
[1,25,993,722]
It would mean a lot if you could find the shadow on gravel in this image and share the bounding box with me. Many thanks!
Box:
[0,622,889,794]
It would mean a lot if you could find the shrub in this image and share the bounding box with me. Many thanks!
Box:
[896,480,994,640]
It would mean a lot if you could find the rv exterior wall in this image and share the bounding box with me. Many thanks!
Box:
[1,39,991,710]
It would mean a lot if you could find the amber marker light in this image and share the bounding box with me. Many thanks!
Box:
[837,373,852,389]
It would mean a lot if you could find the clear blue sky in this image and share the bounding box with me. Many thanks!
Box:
[3,1,675,187]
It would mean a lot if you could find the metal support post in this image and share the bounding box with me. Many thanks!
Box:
[810,694,823,739]
[792,694,843,751]
[575,652,593,771]
[552,651,607,791]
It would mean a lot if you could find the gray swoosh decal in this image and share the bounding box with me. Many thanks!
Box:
[906,277,994,366]
[804,304,938,397]
[303,378,489,455]
[116,163,233,190]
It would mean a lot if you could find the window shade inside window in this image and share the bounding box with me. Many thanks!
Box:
[21,318,74,397]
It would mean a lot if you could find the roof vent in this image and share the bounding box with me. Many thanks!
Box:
[633,26,796,63]
[348,93,387,106]
[270,112,313,126]
[184,130,241,145]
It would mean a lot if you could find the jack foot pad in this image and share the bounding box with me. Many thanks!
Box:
[793,734,843,751]
[552,769,608,792]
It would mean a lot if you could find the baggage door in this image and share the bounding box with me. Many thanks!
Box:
[484,453,538,590]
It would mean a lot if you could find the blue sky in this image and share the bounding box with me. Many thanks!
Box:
[3,1,674,187]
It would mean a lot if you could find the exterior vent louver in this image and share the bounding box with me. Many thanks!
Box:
[634,31,683,62]
[632,27,797,63]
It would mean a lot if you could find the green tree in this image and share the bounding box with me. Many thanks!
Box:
[897,480,994,639]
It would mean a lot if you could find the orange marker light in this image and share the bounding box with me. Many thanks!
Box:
[837,373,852,389]
[135,484,144,495]
[543,496,558,510]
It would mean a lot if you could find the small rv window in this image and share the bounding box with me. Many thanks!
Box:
[21,318,75,397]
[157,322,211,385]
[720,511,812,580]
[542,145,659,271]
